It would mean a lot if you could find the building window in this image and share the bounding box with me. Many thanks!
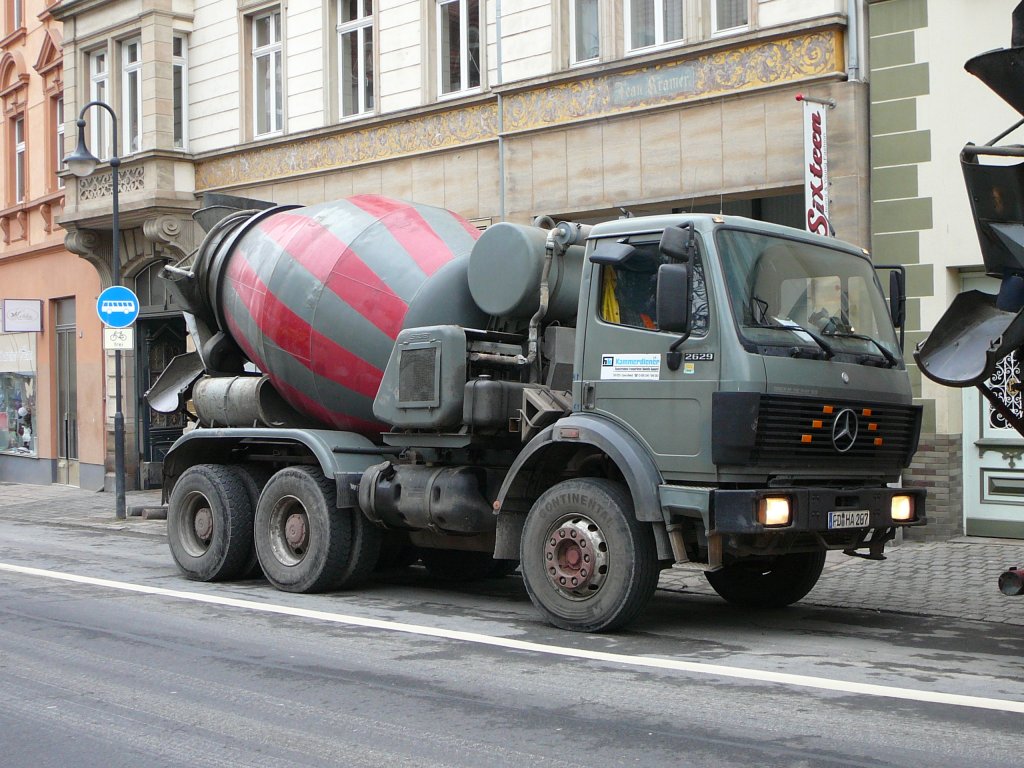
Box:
[13,115,25,203]
[55,95,65,188]
[437,0,480,96]
[88,49,110,160]
[626,0,683,52]
[121,38,142,154]
[712,0,748,34]
[173,35,188,148]
[338,0,374,117]
[252,10,283,136]
[570,0,600,64]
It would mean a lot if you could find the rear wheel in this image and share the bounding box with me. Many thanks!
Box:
[230,463,273,579]
[167,464,253,582]
[704,551,826,608]
[520,478,659,633]
[254,467,351,593]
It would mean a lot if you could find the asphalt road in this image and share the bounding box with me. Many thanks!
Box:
[0,517,1021,768]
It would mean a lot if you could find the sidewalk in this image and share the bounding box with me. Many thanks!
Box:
[3,481,1023,626]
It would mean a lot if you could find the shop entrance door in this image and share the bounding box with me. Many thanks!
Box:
[138,318,187,488]
[55,299,79,486]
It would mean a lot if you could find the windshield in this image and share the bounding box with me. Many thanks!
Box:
[716,229,901,365]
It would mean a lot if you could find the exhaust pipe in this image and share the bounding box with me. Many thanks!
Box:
[998,567,1024,596]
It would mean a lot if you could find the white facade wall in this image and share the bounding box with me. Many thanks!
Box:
[184,0,848,152]
[188,1,241,152]
[379,0,423,113]
[287,1,329,133]
[499,0,553,83]
[757,0,843,27]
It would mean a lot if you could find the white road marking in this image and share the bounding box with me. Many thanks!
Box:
[2,561,1021,714]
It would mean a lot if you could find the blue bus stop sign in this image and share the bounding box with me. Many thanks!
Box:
[96,286,141,328]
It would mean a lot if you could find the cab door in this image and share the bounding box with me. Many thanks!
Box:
[578,237,720,480]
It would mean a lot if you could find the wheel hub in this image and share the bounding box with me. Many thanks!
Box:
[193,507,214,542]
[284,513,308,552]
[544,516,608,599]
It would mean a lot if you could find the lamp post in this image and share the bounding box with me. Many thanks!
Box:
[66,101,127,520]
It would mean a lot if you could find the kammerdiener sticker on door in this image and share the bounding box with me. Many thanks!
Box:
[600,354,661,380]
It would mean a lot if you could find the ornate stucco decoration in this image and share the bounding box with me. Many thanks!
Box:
[78,165,146,201]
[143,214,195,261]
[194,28,842,192]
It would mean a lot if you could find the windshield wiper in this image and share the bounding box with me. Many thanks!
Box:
[750,316,836,360]
[824,331,900,368]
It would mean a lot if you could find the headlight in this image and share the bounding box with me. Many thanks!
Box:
[758,496,792,527]
[891,494,914,522]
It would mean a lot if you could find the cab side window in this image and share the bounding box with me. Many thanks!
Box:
[600,248,708,336]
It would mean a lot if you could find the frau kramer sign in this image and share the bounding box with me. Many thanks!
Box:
[799,95,834,237]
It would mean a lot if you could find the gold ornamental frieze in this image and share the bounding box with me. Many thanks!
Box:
[196,103,499,190]
[194,28,841,191]
[502,29,841,133]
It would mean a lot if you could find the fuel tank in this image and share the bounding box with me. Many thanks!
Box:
[178,195,489,435]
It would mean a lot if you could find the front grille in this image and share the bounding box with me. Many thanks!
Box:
[753,395,920,468]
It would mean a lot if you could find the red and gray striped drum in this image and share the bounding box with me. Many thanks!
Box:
[217,195,487,436]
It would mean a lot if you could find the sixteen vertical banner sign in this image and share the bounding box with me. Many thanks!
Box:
[798,94,835,237]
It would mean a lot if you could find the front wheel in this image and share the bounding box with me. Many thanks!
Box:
[520,478,659,633]
[704,551,826,608]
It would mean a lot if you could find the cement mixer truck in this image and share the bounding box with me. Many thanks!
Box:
[151,193,925,632]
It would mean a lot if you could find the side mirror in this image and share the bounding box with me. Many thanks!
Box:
[889,269,906,327]
[657,263,691,333]
[659,225,693,262]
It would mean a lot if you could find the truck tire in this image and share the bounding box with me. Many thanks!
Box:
[420,549,501,581]
[231,463,273,579]
[254,466,352,593]
[520,478,659,633]
[167,464,254,582]
[335,507,384,589]
[704,551,826,608]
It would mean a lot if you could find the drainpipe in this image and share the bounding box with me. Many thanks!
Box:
[847,0,861,81]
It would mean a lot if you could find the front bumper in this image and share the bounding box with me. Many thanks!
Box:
[711,486,926,535]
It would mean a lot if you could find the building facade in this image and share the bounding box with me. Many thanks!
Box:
[0,0,106,488]
[868,0,1024,540]
[54,0,874,489]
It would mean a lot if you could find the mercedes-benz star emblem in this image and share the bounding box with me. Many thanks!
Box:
[832,408,859,453]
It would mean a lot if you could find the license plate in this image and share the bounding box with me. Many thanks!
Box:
[828,510,870,529]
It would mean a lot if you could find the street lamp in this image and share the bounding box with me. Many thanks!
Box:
[66,101,127,520]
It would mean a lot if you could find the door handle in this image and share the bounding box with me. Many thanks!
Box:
[583,382,596,410]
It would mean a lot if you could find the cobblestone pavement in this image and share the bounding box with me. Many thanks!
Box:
[3,481,1024,626]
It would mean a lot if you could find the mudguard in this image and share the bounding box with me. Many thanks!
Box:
[495,413,665,522]
[162,427,389,506]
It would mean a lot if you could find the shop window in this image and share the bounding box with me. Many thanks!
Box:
[626,0,683,52]
[1,332,36,456]
[437,0,480,96]
[337,0,374,118]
